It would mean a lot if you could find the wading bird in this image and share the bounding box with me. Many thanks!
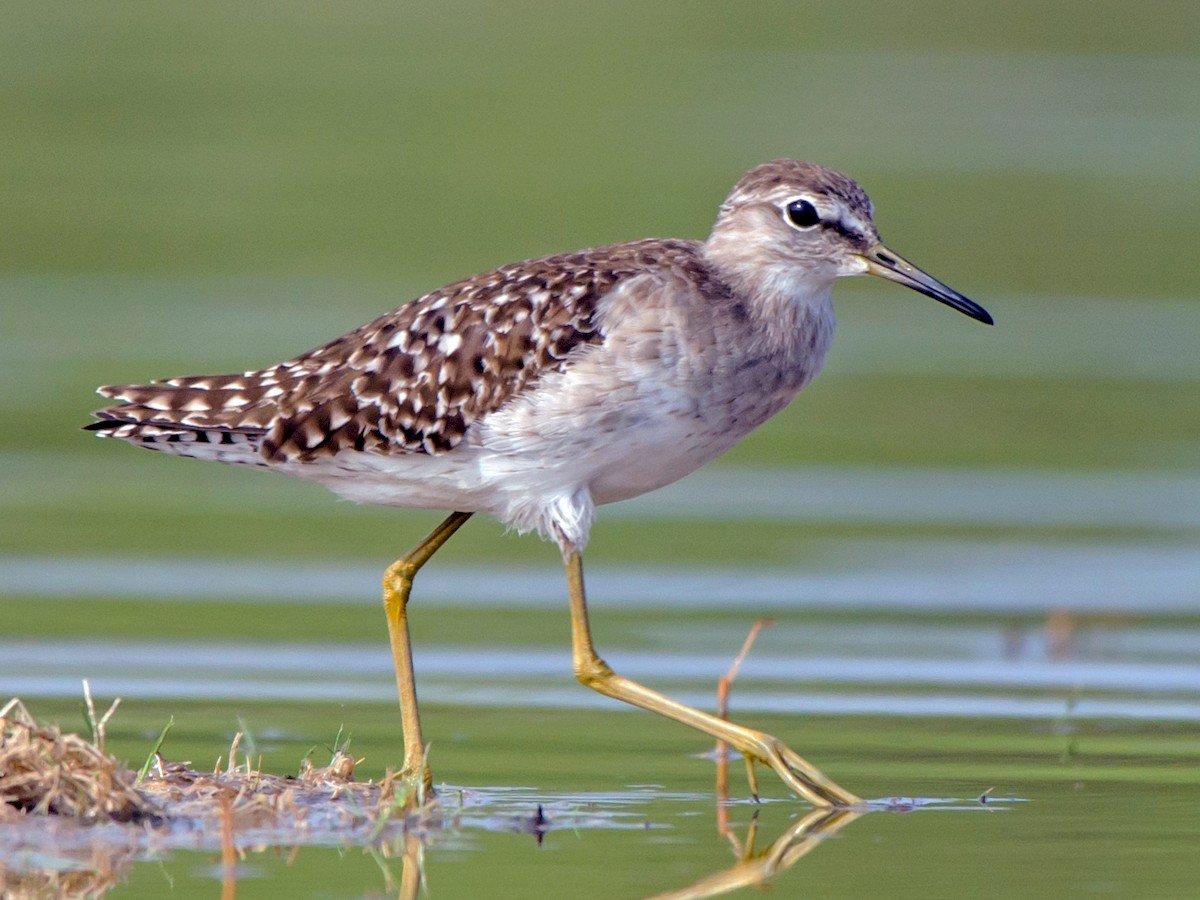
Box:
[88,160,991,807]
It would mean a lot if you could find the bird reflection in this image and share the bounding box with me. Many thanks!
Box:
[379,804,862,900]
[646,807,863,900]
[375,831,426,900]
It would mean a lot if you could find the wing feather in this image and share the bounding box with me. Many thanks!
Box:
[87,239,707,464]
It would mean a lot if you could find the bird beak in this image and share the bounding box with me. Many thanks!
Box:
[860,244,993,325]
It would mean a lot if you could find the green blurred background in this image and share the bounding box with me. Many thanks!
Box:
[3,0,1198,562]
[2,2,1198,897]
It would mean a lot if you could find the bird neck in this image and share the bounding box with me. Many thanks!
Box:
[701,239,837,360]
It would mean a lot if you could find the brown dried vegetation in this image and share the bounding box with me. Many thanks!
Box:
[0,699,154,824]
[1,697,438,897]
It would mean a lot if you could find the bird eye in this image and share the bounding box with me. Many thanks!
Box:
[784,199,821,229]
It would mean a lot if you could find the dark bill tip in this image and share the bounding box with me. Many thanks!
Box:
[862,245,993,325]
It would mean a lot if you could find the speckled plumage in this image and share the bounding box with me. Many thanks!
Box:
[88,159,989,553]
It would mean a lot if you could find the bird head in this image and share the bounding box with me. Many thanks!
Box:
[706,159,992,325]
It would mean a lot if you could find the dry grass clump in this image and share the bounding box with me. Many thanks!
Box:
[0,699,156,824]
[136,734,431,835]
[1,695,435,834]
[1,695,439,898]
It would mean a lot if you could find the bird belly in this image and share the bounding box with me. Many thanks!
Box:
[285,449,504,514]
[468,352,792,531]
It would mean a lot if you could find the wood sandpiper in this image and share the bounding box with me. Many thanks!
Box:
[87,159,992,807]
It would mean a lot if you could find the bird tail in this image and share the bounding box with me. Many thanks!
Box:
[85,376,275,466]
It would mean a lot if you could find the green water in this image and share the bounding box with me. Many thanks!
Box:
[105,785,1200,898]
[3,1,1199,897]
[7,699,1198,898]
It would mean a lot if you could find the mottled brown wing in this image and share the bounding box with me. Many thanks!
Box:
[87,239,703,464]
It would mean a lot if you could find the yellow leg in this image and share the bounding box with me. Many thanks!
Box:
[383,511,473,791]
[565,550,862,808]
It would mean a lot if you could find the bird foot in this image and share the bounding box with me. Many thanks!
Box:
[751,733,863,808]
[384,764,436,811]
